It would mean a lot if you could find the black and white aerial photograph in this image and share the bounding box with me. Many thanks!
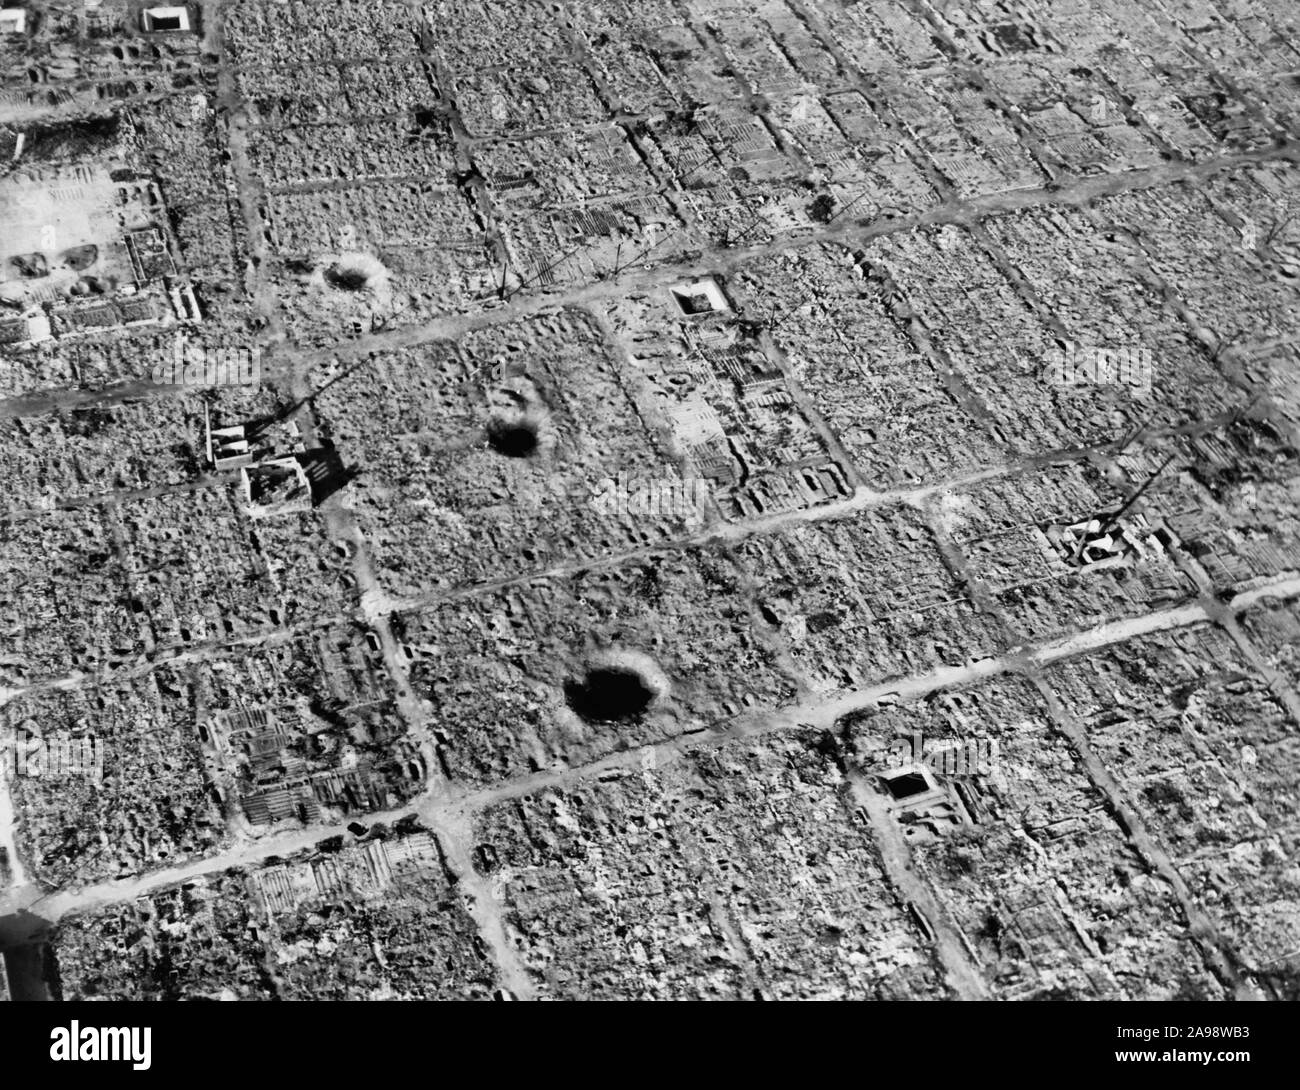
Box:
[0,0,1295,1068]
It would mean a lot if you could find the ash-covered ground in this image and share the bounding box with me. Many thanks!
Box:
[2,0,1300,1001]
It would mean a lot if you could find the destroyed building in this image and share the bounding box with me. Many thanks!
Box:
[1,0,1299,1010]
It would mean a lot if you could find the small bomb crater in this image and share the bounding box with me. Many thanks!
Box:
[324,265,370,291]
[323,253,388,293]
[293,251,394,320]
[486,417,540,458]
[565,667,655,723]
[563,652,668,724]
[482,380,552,460]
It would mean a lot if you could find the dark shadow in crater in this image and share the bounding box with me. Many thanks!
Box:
[486,418,539,458]
[564,666,655,723]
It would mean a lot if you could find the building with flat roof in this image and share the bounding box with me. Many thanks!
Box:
[0,9,27,35]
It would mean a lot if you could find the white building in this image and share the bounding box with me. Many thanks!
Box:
[0,9,27,35]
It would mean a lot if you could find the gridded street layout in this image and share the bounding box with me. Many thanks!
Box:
[1,0,1300,1001]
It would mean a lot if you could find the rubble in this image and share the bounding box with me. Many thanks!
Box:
[1,0,1298,1005]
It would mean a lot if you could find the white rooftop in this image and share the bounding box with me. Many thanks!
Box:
[0,9,28,34]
